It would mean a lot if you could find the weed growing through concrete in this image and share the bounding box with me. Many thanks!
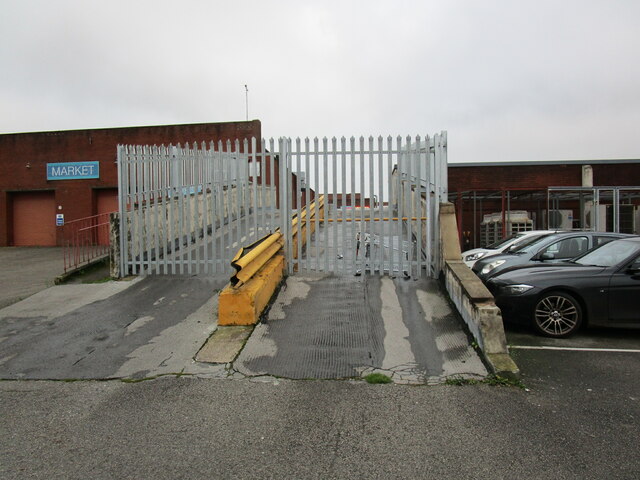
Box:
[444,376,479,386]
[364,373,393,384]
[85,276,111,284]
[483,375,526,389]
[445,374,526,389]
[121,376,160,383]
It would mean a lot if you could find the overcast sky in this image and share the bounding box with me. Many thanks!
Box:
[1,0,639,162]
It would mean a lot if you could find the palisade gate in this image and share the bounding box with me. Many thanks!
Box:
[117,133,448,278]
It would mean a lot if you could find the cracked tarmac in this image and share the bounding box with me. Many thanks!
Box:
[0,272,487,384]
[233,274,487,384]
[0,276,228,380]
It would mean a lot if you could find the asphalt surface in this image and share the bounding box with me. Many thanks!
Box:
[2,247,639,478]
[0,275,229,380]
[0,247,64,309]
[2,352,639,480]
[506,321,640,351]
[0,272,485,384]
[236,274,487,383]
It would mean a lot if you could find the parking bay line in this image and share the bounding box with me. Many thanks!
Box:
[509,345,640,353]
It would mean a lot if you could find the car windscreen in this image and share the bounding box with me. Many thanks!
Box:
[574,239,640,267]
[486,234,521,250]
[508,233,549,250]
[509,233,555,253]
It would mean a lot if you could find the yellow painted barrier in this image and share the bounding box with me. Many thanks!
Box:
[299,216,427,223]
[291,195,324,260]
[219,232,286,326]
[218,254,285,326]
[217,196,325,325]
[230,233,284,287]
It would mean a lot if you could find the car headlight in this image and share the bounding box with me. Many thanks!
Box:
[464,252,486,262]
[481,259,505,275]
[501,284,534,295]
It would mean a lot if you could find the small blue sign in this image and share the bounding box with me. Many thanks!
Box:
[47,161,99,180]
[56,214,64,226]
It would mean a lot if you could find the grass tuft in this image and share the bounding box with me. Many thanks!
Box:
[444,376,479,386]
[364,373,393,384]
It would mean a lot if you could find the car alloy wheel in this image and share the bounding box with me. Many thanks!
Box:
[533,291,583,338]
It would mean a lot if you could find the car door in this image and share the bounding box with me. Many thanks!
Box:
[608,255,640,325]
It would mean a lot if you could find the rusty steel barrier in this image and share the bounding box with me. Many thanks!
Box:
[62,212,115,273]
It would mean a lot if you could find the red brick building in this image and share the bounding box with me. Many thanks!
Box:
[449,159,640,248]
[0,121,261,246]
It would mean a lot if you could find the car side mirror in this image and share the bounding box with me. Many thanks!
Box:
[539,252,555,261]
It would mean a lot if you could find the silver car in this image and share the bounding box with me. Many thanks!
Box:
[462,230,556,268]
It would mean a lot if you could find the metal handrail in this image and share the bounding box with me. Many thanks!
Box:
[62,212,116,273]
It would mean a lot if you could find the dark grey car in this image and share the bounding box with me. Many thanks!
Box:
[472,231,636,282]
[487,237,640,337]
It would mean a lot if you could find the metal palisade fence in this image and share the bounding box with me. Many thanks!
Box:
[278,134,448,278]
[117,133,447,278]
[117,139,279,276]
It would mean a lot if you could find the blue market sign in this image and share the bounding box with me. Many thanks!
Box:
[47,162,99,180]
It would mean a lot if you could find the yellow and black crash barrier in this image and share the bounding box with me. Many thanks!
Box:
[218,232,286,326]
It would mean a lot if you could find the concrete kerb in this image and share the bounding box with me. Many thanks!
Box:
[54,257,110,285]
[438,202,520,379]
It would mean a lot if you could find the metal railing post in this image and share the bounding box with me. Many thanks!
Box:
[279,138,292,273]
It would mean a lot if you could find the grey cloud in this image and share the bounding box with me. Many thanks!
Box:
[1,0,639,161]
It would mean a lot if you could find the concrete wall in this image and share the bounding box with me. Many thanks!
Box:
[438,202,519,377]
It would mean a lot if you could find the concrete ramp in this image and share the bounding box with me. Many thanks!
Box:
[234,274,487,384]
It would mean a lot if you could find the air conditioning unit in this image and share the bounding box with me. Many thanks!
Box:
[547,209,573,230]
[480,210,533,246]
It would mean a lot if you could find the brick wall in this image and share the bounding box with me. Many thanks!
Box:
[448,163,584,191]
[449,161,640,248]
[449,162,640,193]
[0,120,261,246]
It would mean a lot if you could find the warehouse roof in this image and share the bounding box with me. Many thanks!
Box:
[450,158,640,167]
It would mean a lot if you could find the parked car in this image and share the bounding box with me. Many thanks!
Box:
[487,237,640,337]
[472,231,634,282]
[462,230,556,268]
